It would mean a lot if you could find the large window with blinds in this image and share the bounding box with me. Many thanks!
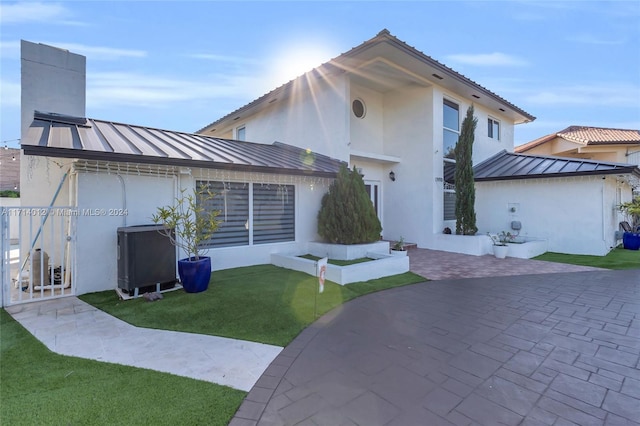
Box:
[253,184,295,244]
[199,181,249,248]
[197,181,295,248]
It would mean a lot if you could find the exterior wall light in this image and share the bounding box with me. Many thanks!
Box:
[389,171,396,181]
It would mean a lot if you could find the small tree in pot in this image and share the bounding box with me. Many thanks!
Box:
[152,186,220,293]
[619,196,640,250]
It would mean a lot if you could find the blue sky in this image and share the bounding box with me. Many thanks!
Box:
[1,1,639,148]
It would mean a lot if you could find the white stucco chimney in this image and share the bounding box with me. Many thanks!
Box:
[20,40,86,140]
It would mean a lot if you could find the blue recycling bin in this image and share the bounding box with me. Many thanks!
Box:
[622,232,640,250]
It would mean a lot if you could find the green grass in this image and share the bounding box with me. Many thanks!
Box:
[81,265,426,347]
[298,254,374,266]
[534,248,640,270]
[0,309,245,426]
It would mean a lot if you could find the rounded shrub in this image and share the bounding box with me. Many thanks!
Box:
[317,165,382,244]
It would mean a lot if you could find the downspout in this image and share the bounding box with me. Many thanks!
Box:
[115,174,127,227]
[602,177,606,244]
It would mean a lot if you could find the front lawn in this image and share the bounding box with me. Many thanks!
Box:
[534,248,640,270]
[81,265,425,347]
[0,310,245,425]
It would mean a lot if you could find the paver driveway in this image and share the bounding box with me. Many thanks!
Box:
[232,269,640,425]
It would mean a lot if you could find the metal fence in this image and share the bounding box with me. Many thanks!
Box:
[1,206,76,307]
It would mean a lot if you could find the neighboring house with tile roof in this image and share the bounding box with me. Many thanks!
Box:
[198,29,536,251]
[515,126,640,166]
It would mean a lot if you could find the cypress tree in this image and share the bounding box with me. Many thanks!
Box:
[455,105,478,235]
[318,165,382,244]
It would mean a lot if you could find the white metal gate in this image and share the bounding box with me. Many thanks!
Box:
[1,206,76,307]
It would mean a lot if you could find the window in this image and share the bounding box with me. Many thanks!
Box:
[488,118,500,140]
[236,126,246,141]
[352,99,366,118]
[443,99,460,221]
[200,181,249,248]
[443,99,460,159]
[443,161,456,221]
[253,184,295,244]
[197,181,295,248]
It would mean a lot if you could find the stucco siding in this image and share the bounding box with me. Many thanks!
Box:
[476,176,629,256]
[349,84,384,154]
[70,167,331,295]
[212,75,350,161]
[382,86,434,246]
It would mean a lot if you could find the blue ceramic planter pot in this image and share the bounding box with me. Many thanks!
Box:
[622,232,640,251]
[178,256,211,293]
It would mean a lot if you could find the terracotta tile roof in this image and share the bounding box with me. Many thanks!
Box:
[516,126,640,152]
[557,126,640,145]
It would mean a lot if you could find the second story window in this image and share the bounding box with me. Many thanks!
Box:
[236,126,246,141]
[443,99,460,159]
[488,118,500,140]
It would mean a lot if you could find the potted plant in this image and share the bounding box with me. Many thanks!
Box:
[488,231,513,259]
[390,236,407,256]
[152,186,220,293]
[619,196,640,250]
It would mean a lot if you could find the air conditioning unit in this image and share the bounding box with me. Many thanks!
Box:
[117,225,176,294]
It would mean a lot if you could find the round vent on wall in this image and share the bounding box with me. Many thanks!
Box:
[352,99,366,118]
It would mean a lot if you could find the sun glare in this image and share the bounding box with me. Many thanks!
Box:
[267,42,337,87]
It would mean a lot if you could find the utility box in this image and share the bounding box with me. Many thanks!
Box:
[117,225,176,293]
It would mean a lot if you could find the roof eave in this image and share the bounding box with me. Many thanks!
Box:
[21,145,342,179]
[198,30,536,133]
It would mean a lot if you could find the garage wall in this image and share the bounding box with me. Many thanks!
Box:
[475,175,628,256]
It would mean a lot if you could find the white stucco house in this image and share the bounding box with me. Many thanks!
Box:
[7,31,640,305]
[198,29,537,249]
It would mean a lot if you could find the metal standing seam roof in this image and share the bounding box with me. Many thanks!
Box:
[198,29,535,133]
[473,150,640,182]
[21,111,345,177]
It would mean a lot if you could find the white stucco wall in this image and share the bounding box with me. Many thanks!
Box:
[69,166,331,295]
[475,175,629,256]
[75,172,176,294]
[214,75,350,161]
[350,84,384,154]
[381,85,435,246]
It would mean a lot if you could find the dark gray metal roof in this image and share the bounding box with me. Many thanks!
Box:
[474,150,640,181]
[21,111,345,178]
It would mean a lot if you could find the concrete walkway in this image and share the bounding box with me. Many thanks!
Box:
[232,268,640,425]
[4,297,282,391]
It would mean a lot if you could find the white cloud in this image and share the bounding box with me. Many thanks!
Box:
[0,2,82,25]
[446,52,528,67]
[0,40,145,60]
[42,42,147,60]
[566,34,625,45]
[0,79,20,107]
[86,72,263,109]
[525,84,640,107]
[187,53,258,65]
